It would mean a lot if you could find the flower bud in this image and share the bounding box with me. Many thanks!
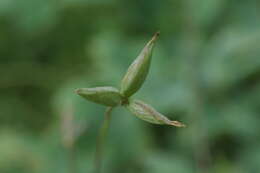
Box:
[126,99,185,127]
[120,32,160,97]
[75,86,122,107]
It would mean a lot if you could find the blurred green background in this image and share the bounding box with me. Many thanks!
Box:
[1,0,260,173]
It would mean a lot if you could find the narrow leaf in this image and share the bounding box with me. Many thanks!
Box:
[125,99,185,127]
[120,32,160,98]
[75,86,122,107]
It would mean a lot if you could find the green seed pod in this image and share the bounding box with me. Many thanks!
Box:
[126,99,185,127]
[120,32,160,97]
[75,86,122,107]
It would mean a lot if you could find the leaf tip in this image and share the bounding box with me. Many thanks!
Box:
[75,88,87,96]
[151,31,160,42]
[74,88,81,94]
[168,121,186,128]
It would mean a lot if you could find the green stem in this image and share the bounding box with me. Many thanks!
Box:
[94,107,113,173]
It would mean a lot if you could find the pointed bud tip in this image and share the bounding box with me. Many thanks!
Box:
[168,121,186,128]
[74,88,81,94]
[151,31,160,42]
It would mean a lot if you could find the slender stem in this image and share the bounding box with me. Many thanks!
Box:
[181,1,212,172]
[94,107,113,173]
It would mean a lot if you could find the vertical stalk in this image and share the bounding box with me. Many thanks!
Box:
[181,2,212,173]
[94,107,113,173]
[60,102,77,173]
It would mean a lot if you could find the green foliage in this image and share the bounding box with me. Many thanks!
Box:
[75,32,183,128]
[120,32,159,97]
[76,86,122,107]
[126,99,185,127]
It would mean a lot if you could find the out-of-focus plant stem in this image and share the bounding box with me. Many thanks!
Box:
[181,1,212,173]
[94,107,113,173]
[61,105,87,173]
[60,101,77,173]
